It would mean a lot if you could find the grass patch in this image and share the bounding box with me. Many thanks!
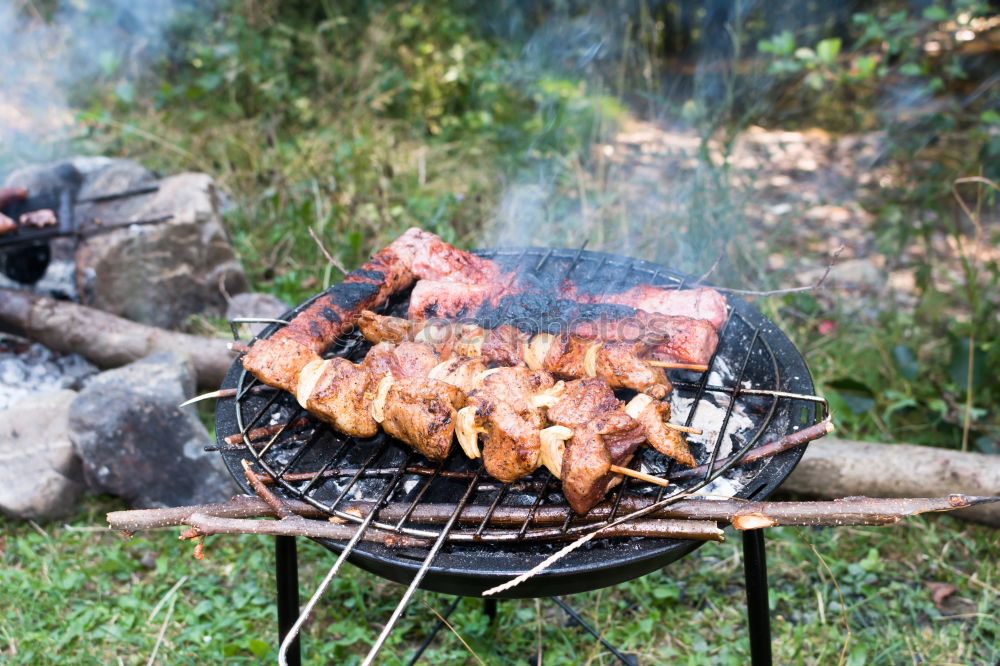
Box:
[2,496,998,664]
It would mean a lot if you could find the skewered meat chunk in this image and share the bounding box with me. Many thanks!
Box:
[379,377,465,461]
[561,412,646,514]
[547,379,622,429]
[480,325,529,367]
[542,336,670,398]
[626,394,695,467]
[563,284,728,330]
[370,341,440,379]
[243,228,426,387]
[472,366,555,429]
[473,397,542,483]
[428,356,489,393]
[18,209,57,228]
[357,310,411,344]
[299,357,379,438]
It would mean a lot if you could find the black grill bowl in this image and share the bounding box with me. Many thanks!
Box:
[215,248,819,598]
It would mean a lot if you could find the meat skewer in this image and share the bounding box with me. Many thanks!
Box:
[243,227,726,394]
[357,310,703,398]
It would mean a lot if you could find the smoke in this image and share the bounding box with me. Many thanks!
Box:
[0,0,196,170]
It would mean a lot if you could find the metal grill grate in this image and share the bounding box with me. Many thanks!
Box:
[215,248,825,600]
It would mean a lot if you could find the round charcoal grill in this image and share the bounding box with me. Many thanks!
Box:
[215,247,825,661]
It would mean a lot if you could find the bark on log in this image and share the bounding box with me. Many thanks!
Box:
[784,437,1000,528]
[0,288,235,387]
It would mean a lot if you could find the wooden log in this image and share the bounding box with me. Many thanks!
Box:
[0,287,235,387]
[784,437,1000,528]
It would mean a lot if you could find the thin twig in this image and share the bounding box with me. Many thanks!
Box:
[309,226,349,275]
[693,249,726,286]
[421,600,487,666]
[716,245,845,296]
[242,459,295,519]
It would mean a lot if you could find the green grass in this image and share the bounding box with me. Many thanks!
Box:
[2,496,998,664]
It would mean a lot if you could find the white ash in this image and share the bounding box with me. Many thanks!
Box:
[0,335,97,410]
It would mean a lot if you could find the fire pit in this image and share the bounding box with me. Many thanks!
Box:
[215,246,827,664]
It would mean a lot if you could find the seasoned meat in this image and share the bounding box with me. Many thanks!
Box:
[546,379,621,429]
[243,231,416,386]
[476,397,542,483]
[18,209,56,228]
[357,310,412,344]
[387,227,506,283]
[304,357,379,438]
[471,366,555,429]
[560,412,644,514]
[644,317,719,366]
[629,396,695,467]
[408,280,498,320]
[429,356,488,393]
[595,341,671,397]
[0,212,15,235]
[362,341,439,380]
[380,377,465,461]
[564,284,728,330]
[480,325,528,366]
[541,335,590,380]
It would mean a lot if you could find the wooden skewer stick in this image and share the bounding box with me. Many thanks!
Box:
[610,464,671,487]
[647,360,710,372]
[664,422,702,435]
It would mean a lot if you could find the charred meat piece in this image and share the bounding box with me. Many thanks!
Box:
[474,397,542,483]
[428,356,488,394]
[357,310,412,344]
[298,357,379,437]
[362,341,440,380]
[480,325,529,366]
[593,340,670,398]
[541,334,590,380]
[380,377,465,461]
[546,378,621,429]
[471,366,555,429]
[387,227,506,284]
[627,394,695,467]
[243,227,425,387]
[561,412,646,514]
[18,209,57,229]
[563,284,728,330]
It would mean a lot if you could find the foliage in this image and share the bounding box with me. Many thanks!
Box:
[2,496,998,664]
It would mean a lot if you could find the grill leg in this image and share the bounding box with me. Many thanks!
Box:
[275,536,301,666]
[483,598,498,623]
[743,529,772,666]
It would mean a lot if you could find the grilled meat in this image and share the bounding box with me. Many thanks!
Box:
[358,311,673,395]
[471,366,554,429]
[626,394,695,467]
[380,377,465,461]
[473,397,542,482]
[563,284,728,330]
[547,379,622,429]
[428,356,489,393]
[0,186,27,210]
[18,209,56,229]
[0,213,15,236]
[299,357,379,437]
[561,412,646,514]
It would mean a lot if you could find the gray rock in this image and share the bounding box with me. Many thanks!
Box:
[69,352,236,509]
[75,172,248,329]
[75,159,156,201]
[0,389,86,521]
[226,292,292,337]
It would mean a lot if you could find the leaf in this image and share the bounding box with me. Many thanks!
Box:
[247,638,271,659]
[804,71,826,91]
[828,378,876,414]
[948,338,985,391]
[816,38,841,65]
[899,63,923,77]
[922,6,949,21]
[892,345,919,381]
[853,55,878,80]
[794,47,816,62]
[981,109,1000,125]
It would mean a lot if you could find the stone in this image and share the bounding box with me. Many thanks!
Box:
[75,172,248,329]
[0,389,86,521]
[68,352,236,509]
[225,292,292,337]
